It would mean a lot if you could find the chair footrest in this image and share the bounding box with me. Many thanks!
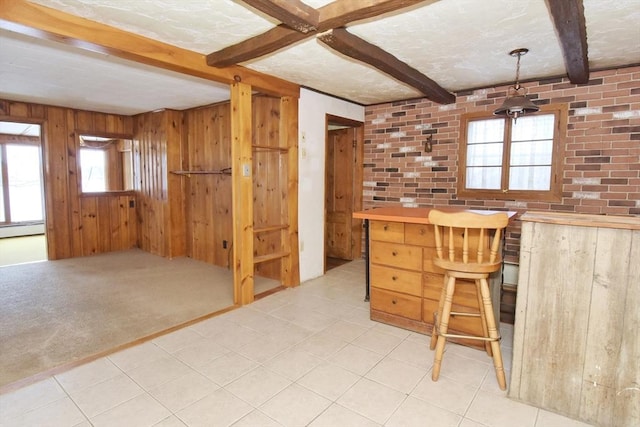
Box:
[450,311,481,318]
[440,332,501,342]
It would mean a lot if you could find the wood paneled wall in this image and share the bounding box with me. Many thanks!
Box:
[181,96,290,282]
[182,103,233,267]
[133,109,185,259]
[253,96,284,280]
[2,96,298,292]
[0,99,136,260]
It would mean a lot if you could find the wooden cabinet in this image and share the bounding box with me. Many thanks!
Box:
[510,212,640,427]
[357,208,506,347]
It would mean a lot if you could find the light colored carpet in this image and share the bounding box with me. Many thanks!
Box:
[0,235,47,267]
[0,249,279,388]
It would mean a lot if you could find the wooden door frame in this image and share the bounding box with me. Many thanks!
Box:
[323,114,364,272]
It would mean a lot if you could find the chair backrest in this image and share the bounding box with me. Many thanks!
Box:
[428,209,509,273]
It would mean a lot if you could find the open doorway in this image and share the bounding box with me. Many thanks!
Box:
[324,114,364,272]
[0,121,46,266]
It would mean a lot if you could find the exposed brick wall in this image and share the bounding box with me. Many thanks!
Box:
[363,66,640,263]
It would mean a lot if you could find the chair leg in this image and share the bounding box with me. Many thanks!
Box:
[475,279,492,357]
[479,278,507,390]
[430,273,449,350]
[432,275,456,382]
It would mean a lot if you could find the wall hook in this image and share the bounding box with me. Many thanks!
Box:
[425,135,433,153]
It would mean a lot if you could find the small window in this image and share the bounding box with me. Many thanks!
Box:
[80,148,107,192]
[457,104,566,201]
[78,134,134,193]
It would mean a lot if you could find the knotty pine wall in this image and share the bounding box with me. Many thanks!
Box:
[181,96,285,279]
[363,66,640,265]
[252,96,286,280]
[1,95,289,274]
[183,102,233,267]
[0,99,137,260]
[133,109,186,259]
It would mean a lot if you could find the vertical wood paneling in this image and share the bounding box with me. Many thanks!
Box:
[512,219,640,427]
[579,227,631,425]
[96,196,111,253]
[231,82,254,305]
[614,230,640,426]
[253,96,281,279]
[133,109,185,258]
[280,96,299,287]
[166,110,186,258]
[80,197,98,256]
[184,104,232,268]
[1,99,135,260]
[519,223,596,415]
[43,106,73,259]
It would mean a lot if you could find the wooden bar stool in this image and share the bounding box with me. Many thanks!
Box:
[428,209,508,390]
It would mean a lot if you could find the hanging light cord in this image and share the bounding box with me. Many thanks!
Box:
[513,52,522,91]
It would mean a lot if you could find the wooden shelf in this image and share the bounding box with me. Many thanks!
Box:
[254,224,289,233]
[252,145,288,153]
[170,169,231,176]
[254,251,290,264]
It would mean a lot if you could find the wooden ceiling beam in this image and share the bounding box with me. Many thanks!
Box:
[0,0,299,98]
[318,28,454,104]
[544,0,589,84]
[242,0,319,33]
[207,0,432,67]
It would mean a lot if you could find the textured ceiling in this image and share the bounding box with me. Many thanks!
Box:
[1,0,639,115]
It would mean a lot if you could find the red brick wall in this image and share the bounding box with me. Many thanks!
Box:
[363,66,640,263]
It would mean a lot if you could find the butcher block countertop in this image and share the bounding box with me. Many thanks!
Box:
[353,206,516,223]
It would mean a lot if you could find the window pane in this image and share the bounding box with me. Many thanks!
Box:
[466,166,502,189]
[467,142,503,166]
[81,149,107,192]
[512,114,555,141]
[509,166,551,190]
[510,140,553,166]
[468,119,505,143]
[7,144,44,222]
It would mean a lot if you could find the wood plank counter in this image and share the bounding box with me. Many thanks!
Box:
[510,211,640,426]
[353,207,515,348]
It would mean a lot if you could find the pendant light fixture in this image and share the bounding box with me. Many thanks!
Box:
[494,48,539,122]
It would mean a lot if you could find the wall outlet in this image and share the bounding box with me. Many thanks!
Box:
[242,164,250,177]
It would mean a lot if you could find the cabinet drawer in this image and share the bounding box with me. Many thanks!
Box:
[370,221,404,243]
[371,241,422,270]
[405,223,435,247]
[423,297,484,336]
[423,247,446,274]
[371,288,422,321]
[423,273,481,309]
[370,264,421,297]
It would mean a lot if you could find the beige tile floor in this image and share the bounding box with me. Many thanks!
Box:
[0,260,593,427]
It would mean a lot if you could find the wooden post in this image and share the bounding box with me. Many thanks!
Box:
[279,96,300,287]
[231,82,254,305]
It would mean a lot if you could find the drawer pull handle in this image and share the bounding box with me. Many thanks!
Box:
[392,299,397,304]
[392,251,397,256]
[383,225,388,231]
[392,276,397,281]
